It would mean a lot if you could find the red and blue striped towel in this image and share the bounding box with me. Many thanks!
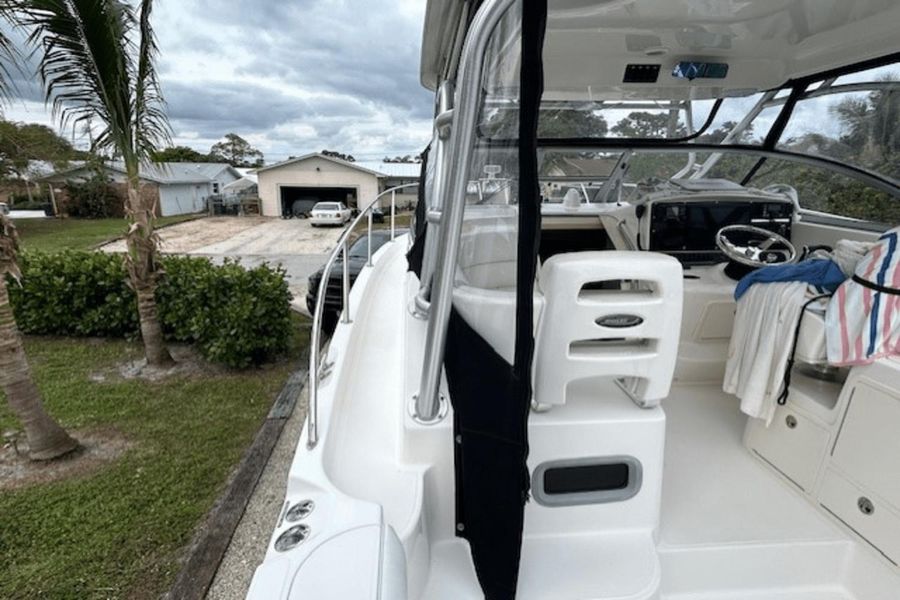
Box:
[827,227,900,366]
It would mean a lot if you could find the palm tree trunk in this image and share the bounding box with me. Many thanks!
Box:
[0,276,78,460]
[125,178,173,367]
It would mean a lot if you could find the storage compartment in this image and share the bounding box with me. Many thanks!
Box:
[785,368,845,419]
[819,469,900,565]
[830,383,900,509]
[747,405,829,492]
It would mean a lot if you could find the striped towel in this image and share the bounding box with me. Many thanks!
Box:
[826,227,900,366]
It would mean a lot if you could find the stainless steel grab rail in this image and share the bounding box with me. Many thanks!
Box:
[414,0,517,423]
[307,183,420,449]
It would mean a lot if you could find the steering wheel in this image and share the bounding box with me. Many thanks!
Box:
[716,224,798,268]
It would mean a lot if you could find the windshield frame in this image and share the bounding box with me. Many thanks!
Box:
[479,51,900,197]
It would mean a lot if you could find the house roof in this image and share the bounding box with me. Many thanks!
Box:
[43,161,240,185]
[23,160,76,180]
[255,153,387,177]
[355,161,422,178]
[223,176,258,191]
[255,153,421,178]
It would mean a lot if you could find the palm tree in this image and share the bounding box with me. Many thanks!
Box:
[0,215,79,459]
[0,1,78,461]
[21,0,174,366]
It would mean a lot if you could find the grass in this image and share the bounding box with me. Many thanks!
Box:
[382,212,413,230]
[0,317,310,599]
[350,211,414,239]
[13,215,200,253]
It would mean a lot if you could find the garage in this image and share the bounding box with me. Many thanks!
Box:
[256,153,383,218]
[280,186,357,218]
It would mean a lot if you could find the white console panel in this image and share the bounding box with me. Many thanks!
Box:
[747,358,900,565]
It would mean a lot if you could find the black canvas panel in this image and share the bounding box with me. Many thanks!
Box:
[407,145,430,278]
[445,308,530,600]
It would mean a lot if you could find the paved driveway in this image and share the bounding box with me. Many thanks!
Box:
[103,217,346,314]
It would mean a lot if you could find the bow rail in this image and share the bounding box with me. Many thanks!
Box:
[307,183,419,449]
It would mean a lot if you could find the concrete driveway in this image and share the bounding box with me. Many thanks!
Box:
[103,217,346,314]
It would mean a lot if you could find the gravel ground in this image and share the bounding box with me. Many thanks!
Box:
[206,387,308,599]
[102,217,346,315]
[101,217,270,254]
[189,218,343,255]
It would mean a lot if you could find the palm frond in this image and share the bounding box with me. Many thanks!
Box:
[19,0,169,172]
[134,0,170,160]
[0,1,24,106]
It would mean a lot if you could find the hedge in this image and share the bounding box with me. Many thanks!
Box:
[7,251,293,369]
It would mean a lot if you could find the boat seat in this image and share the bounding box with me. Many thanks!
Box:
[453,211,545,364]
[533,251,684,409]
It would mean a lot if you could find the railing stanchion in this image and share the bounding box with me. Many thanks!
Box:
[390,189,396,241]
[367,210,374,267]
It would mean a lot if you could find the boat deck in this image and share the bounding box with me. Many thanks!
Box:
[419,384,898,599]
[660,384,841,547]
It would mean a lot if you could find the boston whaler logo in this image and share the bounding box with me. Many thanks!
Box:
[596,314,644,328]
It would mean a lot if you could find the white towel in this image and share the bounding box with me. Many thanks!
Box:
[832,239,874,277]
[724,281,808,425]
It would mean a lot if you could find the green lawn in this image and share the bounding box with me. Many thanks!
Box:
[13,215,199,253]
[0,319,310,599]
[350,211,414,239]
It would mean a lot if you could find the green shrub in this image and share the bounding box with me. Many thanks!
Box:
[157,257,293,368]
[8,251,138,337]
[66,175,124,219]
[7,251,293,368]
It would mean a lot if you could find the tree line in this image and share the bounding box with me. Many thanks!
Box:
[486,87,898,225]
[151,133,265,168]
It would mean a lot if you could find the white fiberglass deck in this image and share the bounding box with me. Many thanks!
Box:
[660,385,841,547]
[418,385,898,599]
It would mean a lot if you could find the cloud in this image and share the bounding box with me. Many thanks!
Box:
[1,0,434,161]
[153,0,434,160]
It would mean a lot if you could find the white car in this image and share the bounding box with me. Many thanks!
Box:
[309,202,352,227]
[0,202,9,216]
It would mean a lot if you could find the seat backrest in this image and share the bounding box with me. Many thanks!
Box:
[534,251,684,409]
[456,213,519,290]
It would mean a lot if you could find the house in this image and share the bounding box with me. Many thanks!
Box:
[0,160,64,205]
[42,162,242,216]
[255,153,420,217]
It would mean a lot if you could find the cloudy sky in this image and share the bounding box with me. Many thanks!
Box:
[2,0,434,163]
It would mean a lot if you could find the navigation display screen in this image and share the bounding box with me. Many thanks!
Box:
[649,201,792,261]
